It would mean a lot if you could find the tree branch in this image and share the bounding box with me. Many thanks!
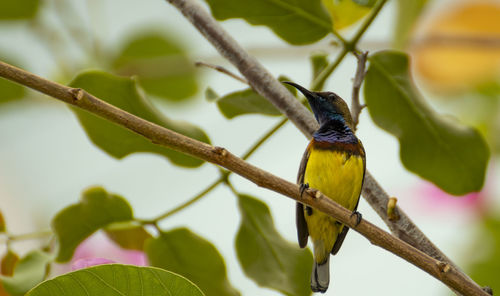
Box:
[0,59,489,296]
[163,0,487,294]
[351,51,367,131]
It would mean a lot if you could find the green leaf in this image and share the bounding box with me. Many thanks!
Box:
[393,0,429,49]
[236,194,312,296]
[310,52,328,89]
[26,264,205,296]
[1,250,19,276]
[52,187,133,262]
[104,221,152,251]
[113,32,198,102]
[0,55,26,104]
[69,70,210,167]
[216,89,282,119]
[214,75,294,119]
[321,0,371,30]
[0,251,51,296]
[364,51,490,195]
[0,0,39,20]
[468,214,500,294]
[205,87,219,102]
[204,0,331,45]
[146,228,239,296]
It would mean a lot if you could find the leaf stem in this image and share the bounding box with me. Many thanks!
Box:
[0,229,53,244]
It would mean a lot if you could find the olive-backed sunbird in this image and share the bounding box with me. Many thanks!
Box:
[284,82,366,293]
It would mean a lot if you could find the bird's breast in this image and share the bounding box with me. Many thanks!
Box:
[304,145,364,210]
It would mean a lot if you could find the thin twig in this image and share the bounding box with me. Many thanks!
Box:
[0,59,488,295]
[195,61,248,84]
[351,51,368,131]
[0,229,53,244]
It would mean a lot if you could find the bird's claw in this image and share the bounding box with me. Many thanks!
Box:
[350,211,362,227]
[299,183,309,197]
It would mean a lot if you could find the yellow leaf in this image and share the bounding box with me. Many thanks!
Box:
[322,0,370,30]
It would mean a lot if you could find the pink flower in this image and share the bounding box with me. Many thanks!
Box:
[72,258,115,270]
[53,231,147,275]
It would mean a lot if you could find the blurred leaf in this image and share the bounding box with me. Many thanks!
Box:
[0,0,39,20]
[310,52,328,89]
[0,251,51,296]
[205,87,219,102]
[412,3,500,92]
[26,264,205,296]
[468,214,500,294]
[52,187,133,262]
[204,0,331,45]
[214,76,293,119]
[113,32,198,102]
[321,0,371,30]
[0,55,26,104]
[393,0,428,49]
[104,221,152,251]
[0,78,25,104]
[364,51,490,195]
[69,71,209,167]
[236,194,312,296]
[1,250,19,276]
[216,89,281,119]
[0,211,4,233]
[146,228,239,296]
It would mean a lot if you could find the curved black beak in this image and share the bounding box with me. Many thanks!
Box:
[282,81,316,99]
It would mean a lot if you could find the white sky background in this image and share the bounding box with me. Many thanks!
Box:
[0,0,498,295]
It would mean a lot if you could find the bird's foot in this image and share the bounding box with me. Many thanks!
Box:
[299,183,309,197]
[350,211,362,227]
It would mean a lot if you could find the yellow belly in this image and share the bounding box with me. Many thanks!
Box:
[304,148,364,263]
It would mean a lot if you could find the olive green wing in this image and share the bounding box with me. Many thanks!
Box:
[296,146,310,248]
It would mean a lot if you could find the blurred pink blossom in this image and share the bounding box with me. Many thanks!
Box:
[53,231,146,275]
[72,258,115,270]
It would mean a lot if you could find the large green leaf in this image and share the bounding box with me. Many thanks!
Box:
[0,251,51,296]
[393,0,429,49]
[26,264,205,296]
[104,221,152,251]
[204,0,331,45]
[236,194,312,296]
[52,187,133,262]
[69,71,209,167]
[146,228,239,296]
[113,32,198,102]
[0,0,39,20]
[364,51,490,195]
[213,76,295,119]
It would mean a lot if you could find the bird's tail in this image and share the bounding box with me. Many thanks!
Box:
[311,256,330,293]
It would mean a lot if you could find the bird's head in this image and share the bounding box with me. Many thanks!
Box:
[284,81,353,128]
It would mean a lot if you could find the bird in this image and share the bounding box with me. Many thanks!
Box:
[284,81,366,293]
